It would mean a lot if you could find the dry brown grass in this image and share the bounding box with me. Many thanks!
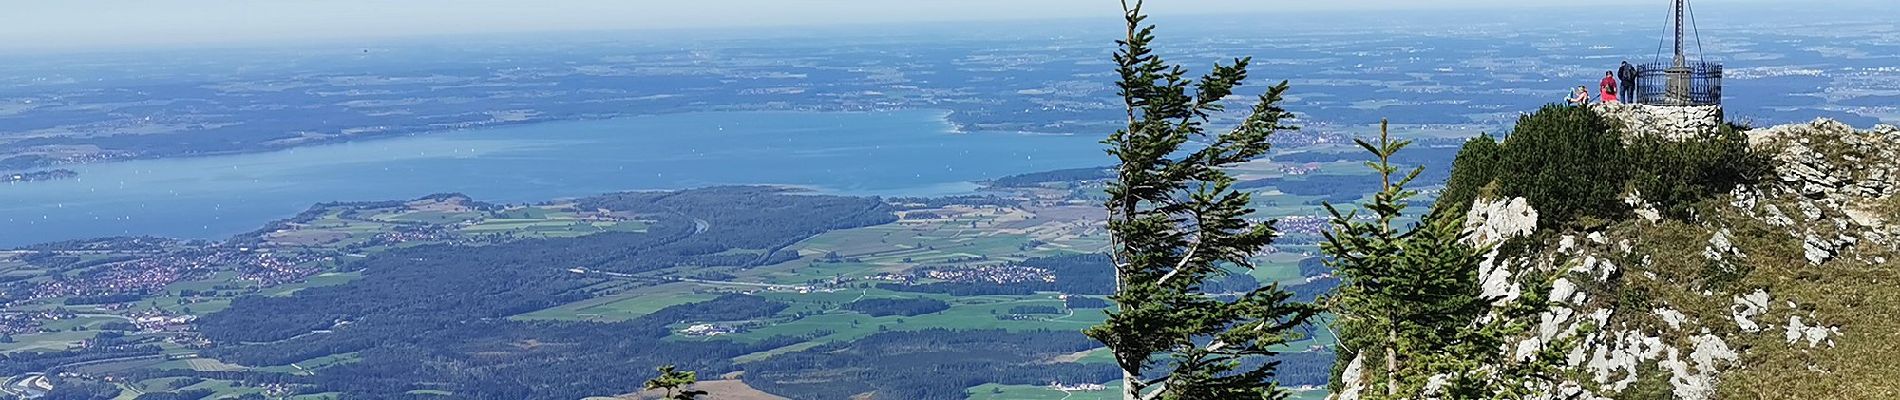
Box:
[405,197,471,213]
[1580,197,1900,399]
[1706,206,1899,398]
[609,376,789,400]
[1044,348,1103,364]
[1880,195,1900,222]
[266,230,349,246]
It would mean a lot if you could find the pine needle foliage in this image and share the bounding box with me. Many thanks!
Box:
[1322,122,1576,399]
[1431,133,1501,219]
[643,365,708,400]
[1086,2,1317,400]
[1321,121,1483,398]
[1496,104,1628,229]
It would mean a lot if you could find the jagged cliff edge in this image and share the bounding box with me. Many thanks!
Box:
[1334,115,1899,399]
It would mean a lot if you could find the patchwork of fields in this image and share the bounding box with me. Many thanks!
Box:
[0,158,1391,399]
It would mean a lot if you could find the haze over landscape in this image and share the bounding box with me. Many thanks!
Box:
[1,1,1897,399]
[1,0,1878,51]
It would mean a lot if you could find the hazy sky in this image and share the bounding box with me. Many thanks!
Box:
[1,0,1790,51]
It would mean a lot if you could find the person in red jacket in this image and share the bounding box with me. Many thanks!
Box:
[1600,71,1620,103]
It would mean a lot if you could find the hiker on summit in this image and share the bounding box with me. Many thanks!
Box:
[1567,86,1591,105]
[1618,61,1638,102]
[1600,71,1620,103]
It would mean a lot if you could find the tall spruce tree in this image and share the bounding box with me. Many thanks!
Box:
[1321,121,1571,399]
[1087,2,1316,399]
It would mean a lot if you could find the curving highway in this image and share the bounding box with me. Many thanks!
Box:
[3,373,51,399]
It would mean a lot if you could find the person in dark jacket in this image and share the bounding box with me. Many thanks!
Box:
[1618,61,1638,103]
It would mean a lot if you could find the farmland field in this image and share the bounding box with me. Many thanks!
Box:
[1,186,1338,399]
[967,381,1330,400]
[711,288,1103,348]
[0,330,96,353]
[512,283,720,322]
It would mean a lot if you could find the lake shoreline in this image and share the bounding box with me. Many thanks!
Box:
[2,169,78,184]
[0,108,1090,173]
[0,110,1110,247]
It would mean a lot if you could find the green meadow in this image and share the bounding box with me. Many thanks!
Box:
[511,283,719,322]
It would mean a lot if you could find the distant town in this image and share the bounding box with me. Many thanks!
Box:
[2,169,76,184]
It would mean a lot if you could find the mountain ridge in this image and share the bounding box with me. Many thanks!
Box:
[1338,115,1900,399]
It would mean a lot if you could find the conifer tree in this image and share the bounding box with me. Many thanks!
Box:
[1322,121,1571,399]
[1431,132,1501,219]
[643,365,707,400]
[1087,2,1316,399]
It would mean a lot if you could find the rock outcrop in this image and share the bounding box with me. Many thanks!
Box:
[1593,103,1724,140]
[1454,118,1898,399]
[1746,119,1898,265]
[1464,197,1538,306]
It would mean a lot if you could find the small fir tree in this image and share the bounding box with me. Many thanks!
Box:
[1087,2,1317,400]
[1322,121,1574,399]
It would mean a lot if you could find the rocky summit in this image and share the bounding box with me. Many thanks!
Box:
[1437,118,1899,399]
[1594,103,1726,141]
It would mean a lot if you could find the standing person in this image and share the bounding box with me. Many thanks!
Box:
[1600,71,1619,103]
[1618,61,1638,102]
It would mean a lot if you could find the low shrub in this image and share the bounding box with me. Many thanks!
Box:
[1434,132,1502,217]
[1625,123,1771,219]
[1437,104,1769,230]
[1495,104,1629,228]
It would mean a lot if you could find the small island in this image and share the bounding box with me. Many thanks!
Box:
[3,169,78,183]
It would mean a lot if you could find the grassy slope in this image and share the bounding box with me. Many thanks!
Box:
[1576,196,1898,398]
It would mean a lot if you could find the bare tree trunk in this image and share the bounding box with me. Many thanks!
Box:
[1381,119,1399,398]
[1123,371,1142,400]
[1385,325,1398,397]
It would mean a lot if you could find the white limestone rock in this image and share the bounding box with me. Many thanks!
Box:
[1332,352,1366,400]
[1703,229,1744,261]
[1844,207,1887,230]
[1551,279,1578,307]
[1754,119,1900,206]
[1731,289,1771,333]
[1585,332,1668,391]
[1785,316,1841,348]
[1730,185,1759,210]
[1515,336,1545,362]
[1802,234,1840,265]
[1577,256,1617,282]
[1689,334,1739,372]
[1624,191,1662,222]
[1799,200,1823,221]
[1464,197,1539,246]
[1600,259,1618,282]
[1479,251,1521,307]
[1762,205,1795,227]
[1661,335,1738,400]
[1593,103,1722,140]
[1422,373,1452,399]
[1465,197,1537,306]
[1655,308,1688,331]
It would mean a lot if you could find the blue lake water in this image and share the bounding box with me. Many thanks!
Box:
[0,110,1109,246]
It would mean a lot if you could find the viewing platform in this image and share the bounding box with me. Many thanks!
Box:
[1600,0,1725,138]
[1631,61,1722,107]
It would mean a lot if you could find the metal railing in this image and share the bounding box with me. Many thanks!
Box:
[1631,61,1722,106]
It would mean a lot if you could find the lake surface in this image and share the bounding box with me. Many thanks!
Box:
[0,110,1109,246]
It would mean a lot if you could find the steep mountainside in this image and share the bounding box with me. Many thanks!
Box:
[1461,119,1898,399]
